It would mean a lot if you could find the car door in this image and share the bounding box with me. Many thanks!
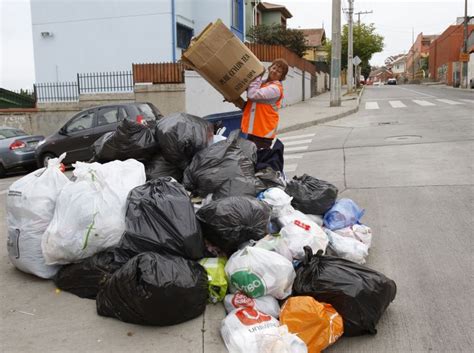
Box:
[61,109,97,164]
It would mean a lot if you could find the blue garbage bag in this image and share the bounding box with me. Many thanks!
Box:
[323,198,364,230]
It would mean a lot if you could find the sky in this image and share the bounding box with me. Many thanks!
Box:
[0,0,472,90]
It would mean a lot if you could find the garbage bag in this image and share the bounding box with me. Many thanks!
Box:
[225,246,295,299]
[285,174,338,215]
[221,307,307,353]
[280,219,328,260]
[196,197,271,254]
[118,177,204,260]
[91,119,157,162]
[280,296,343,353]
[256,138,284,173]
[212,176,258,200]
[42,160,146,264]
[277,210,313,228]
[323,198,365,231]
[293,247,397,336]
[255,167,286,193]
[200,257,228,303]
[258,188,295,218]
[183,131,256,198]
[6,154,69,278]
[53,248,129,299]
[144,153,183,182]
[334,224,373,248]
[224,292,280,319]
[254,234,293,261]
[96,251,208,326]
[233,130,257,164]
[325,228,369,264]
[155,113,213,170]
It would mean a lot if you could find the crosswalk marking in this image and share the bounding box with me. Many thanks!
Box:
[284,154,304,160]
[459,99,474,103]
[284,164,298,172]
[279,133,315,141]
[283,139,313,146]
[365,102,379,110]
[285,146,309,153]
[413,100,435,106]
[389,100,406,108]
[436,99,463,105]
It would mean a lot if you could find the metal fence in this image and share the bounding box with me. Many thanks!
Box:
[34,82,79,103]
[77,70,133,93]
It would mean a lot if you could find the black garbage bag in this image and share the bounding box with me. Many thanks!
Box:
[155,113,213,170]
[118,177,204,260]
[183,131,257,198]
[255,167,286,193]
[196,196,271,255]
[53,248,130,299]
[285,174,338,215]
[96,252,208,326]
[212,176,258,200]
[145,153,183,182]
[231,130,257,164]
[91,119,157,162]
[293,247,397,336]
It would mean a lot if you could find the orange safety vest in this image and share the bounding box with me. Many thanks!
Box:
[241,81,283,139]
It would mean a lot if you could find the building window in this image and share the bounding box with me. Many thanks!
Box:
[231,0,244,40]
[177,23,193,49]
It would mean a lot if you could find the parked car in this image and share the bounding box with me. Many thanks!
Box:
[35,102,162,167]
[0,127,44,177]
[387,78,397,85]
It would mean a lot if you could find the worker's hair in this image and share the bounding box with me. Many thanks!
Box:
[270,58,289,81]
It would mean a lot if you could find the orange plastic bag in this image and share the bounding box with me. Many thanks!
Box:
[280,296,343,353]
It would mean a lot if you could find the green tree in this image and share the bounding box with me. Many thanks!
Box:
[326,23,384,72]
[247,24,309,57]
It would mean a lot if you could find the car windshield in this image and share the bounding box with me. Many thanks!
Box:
[137,103,162,119]
[0,128,27,140]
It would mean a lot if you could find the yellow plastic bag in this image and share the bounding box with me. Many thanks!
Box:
[280,296,343,353]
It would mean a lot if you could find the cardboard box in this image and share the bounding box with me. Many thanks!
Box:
[181,19,265,102]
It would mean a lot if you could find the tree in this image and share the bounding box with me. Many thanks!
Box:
[247,24,309,57]
[326,23,384,73]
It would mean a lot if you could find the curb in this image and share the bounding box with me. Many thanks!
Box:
[278,86,365,134]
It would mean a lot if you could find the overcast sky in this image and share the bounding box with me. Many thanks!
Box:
[0,0,472,90]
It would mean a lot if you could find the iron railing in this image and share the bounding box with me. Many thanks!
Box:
[34,82,79,103]
[77,70,133,93]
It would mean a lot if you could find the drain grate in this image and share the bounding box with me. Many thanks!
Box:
[378,121,398,126]
[385,135,422,142]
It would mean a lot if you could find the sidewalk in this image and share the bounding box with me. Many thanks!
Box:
[278,87,364,134]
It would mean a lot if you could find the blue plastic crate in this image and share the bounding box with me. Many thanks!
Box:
[204,110,242,137]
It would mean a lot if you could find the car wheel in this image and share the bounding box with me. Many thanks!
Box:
[41,153,56,168]
[0,164,6,178]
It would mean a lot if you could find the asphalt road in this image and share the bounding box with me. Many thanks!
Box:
[0,85,472,352]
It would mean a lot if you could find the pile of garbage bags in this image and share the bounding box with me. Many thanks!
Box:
[6,112,397,352]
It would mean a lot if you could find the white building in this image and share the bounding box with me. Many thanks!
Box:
[391,55,407,75]
[31,0,245,83]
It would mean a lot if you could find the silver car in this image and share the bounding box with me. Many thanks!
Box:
[0,127,44,177]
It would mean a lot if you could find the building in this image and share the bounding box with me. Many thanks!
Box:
[368,68,393,84]
[387,54,407,81]
[429,24,474,86]
[245,1,292,41]
[31,0,246,83]
[300,28,327,63]
[406,33,438,80]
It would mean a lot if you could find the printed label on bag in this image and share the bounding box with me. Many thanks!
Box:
[294,219,311,231]
[7,190,22,197]
[235,307,272,326]
[231,292,256,309]
[7,229,20,259]
[230,270,266,297]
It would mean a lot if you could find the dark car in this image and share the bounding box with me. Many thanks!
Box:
[0,127,44,177]
[35,102,162,167]
[387,78,397,85]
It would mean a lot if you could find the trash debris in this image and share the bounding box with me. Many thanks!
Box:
[6,153,69,278]
[334,224,373,248]
[293,247,397,336]
[279,219,328,260]
[144,154,183,183]
[325,228,369,264]
[200,257,228,303]
[224,292,280,319]
[323,198,365,231]
[258,188,295,218]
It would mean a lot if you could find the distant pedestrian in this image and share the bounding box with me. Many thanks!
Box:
[233,58,288,149]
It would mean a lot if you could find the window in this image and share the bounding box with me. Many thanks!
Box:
[66,111,94,133]
[177,23,193,49]
[137,103,162,120]
[97,107,119,126]
[231,0,243,39]
[0,129,27,139]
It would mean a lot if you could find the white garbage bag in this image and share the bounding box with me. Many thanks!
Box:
[304,214,324,227]
[277,209,311,227]
[254,234,293,261]
[325,228,369,264]
[6,154,69,278]
[225,246,295,299]
[221,308,307,353]
[334,224,373,248]
[224,292,281,318]
[42,159,146,264]
[280,219,328,260]
[259,188,295,218]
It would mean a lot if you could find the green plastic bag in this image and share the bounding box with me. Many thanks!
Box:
[199,257,228,303]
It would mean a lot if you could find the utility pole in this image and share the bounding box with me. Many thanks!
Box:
[462,0,468,88]
[347,0,354,93]
[330,0,342,107]
[412,27,415,81]
[355,10,373,26]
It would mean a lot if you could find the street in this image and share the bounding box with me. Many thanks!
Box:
[0,85,473,352]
